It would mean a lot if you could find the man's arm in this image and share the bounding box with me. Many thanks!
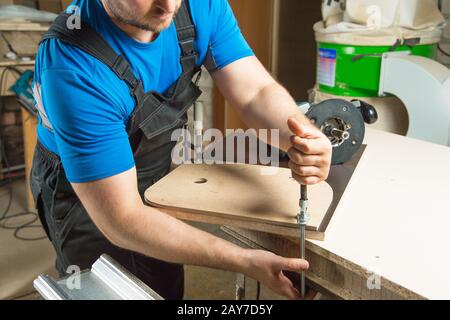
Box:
[72,167,310,299]
[211,56,332,185]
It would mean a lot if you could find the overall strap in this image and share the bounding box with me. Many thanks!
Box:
[174,0,198,72]
[41,13,145,105]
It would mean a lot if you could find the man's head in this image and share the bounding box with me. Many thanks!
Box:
[102,0,183,33]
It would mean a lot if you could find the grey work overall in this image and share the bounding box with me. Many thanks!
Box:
[30,1,202,300]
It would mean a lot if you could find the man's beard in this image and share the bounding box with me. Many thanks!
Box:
[104,1,181,33]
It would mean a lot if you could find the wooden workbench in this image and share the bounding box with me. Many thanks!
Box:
[220,129,450,300]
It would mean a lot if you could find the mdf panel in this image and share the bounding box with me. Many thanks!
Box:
[145,164,334,240]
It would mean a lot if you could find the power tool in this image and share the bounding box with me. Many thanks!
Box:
[10,69,38,117]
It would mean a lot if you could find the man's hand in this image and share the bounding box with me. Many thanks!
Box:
[287,118,332,185]
[72,168,314,300]
[244,250,315,300]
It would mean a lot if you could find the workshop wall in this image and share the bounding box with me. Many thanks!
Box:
[37,0,72,13]
[0,97,24,169]
[438,0,450,67]
[276,0,322,102]
[0,0,36,7]
[213,0,323,130]
[0,0,72,12]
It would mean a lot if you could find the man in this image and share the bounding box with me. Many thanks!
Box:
[31,0,332,300]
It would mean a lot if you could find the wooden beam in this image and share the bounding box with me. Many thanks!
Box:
[21,108,38,210]
[222,226,424,300]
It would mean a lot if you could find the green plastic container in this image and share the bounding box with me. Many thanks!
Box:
[316,42,438,97]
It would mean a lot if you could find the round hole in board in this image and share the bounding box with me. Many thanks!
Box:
[194,178,208,184]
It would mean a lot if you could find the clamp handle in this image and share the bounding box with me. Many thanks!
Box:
[352,99,379,125]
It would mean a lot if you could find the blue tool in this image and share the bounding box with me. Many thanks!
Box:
[10,69,38,117]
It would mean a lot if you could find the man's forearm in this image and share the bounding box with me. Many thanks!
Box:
[237,81,313,151]
[105,203,249,273]
[73,173,311,300]
[72,171,250,275]
[102,201,309,300]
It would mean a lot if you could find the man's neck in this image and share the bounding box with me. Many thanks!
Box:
[101,0,157,43]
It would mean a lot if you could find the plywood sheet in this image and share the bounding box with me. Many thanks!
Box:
[0,35,10,58]
[2,31,43,57]
[21,109,38,210]
[310,128,450,300]
[145,164,333,236]
[0,22,48,31]
[200,130,450,300]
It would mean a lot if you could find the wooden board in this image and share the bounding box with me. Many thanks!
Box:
[0,35,10,58]
[2,31,43,57]
[38,0,62,13]
[21,108,38,210]
[145,164,333,239]
[0,21,49,31]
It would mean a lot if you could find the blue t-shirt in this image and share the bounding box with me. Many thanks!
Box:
[33,0,253,183]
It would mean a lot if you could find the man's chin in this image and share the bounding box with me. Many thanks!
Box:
[150,14,175,31]
[134,16,173,33]
[127,19,172,33]
[153,21,173,33]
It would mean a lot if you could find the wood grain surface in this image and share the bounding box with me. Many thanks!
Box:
[145,163,333,234]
